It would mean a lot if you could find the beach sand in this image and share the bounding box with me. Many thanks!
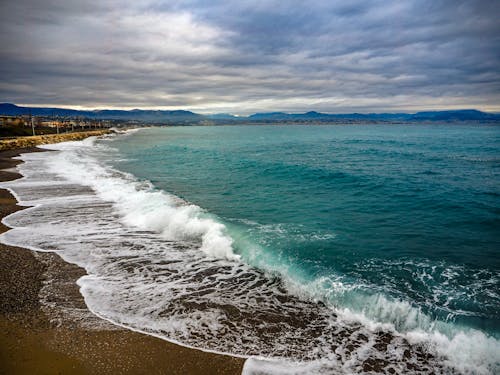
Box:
[0,148,245,375]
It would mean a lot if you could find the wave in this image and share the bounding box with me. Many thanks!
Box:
[1,133,498,374]
[40,137,239,261]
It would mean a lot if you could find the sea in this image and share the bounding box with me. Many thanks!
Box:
[1,124,499,374]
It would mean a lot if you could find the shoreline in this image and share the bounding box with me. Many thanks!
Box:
[0,145,245,374]
[0,130,113,151]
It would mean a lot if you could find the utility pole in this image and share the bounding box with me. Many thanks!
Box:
[53,111,59,134]
[31,116,36,136]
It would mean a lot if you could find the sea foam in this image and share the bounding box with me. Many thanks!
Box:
[40,138,239,261]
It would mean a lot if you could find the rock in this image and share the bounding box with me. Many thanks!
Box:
[0,130,113,151]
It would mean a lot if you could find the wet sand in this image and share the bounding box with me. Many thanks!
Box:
[0,148,245,375]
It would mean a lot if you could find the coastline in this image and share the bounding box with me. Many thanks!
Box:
[0,130,113,151]
[0,145,245,374]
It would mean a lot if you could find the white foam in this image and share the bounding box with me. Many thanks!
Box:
[268,267,500,373]
[243,357,334,375]
[40,139,239,261]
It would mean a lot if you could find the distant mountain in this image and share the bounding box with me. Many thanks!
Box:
[246,109,499,122]
[92,109,202,121]
[1,103,498,123]
[0,103,84,117]
[0,103,24,115]
[248,112,290,120]
[206,113,240,120]
[246,111,411,121]
[0,103,203,122]
[409,110,498,121]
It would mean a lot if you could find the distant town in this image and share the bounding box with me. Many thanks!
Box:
[0,114,117,138]
[0,114,113,130]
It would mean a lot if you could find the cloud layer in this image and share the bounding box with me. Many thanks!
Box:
[1,0,499,114]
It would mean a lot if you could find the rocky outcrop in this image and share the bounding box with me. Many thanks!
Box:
[0,130,113,151]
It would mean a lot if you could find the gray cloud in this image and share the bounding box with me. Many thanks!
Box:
[0,0,499,114]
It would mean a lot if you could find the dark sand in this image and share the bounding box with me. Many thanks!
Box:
[0,148,245,374]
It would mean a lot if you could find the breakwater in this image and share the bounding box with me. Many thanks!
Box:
[0,130,113,151]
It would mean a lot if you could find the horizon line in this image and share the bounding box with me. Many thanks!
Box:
[3,102,499,116]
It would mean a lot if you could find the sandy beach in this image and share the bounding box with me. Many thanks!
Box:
[0,146,245,374]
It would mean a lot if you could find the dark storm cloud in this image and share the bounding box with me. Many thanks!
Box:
[0,0,499,113]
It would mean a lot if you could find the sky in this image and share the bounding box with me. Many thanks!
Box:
[0,0,499,114]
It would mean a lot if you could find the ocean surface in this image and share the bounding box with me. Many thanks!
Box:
[1,124,499,374]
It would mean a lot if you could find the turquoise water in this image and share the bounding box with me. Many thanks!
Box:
[2,123,499,372]
[108,124,499,336]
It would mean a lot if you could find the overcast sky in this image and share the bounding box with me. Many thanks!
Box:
[0,0,499,114]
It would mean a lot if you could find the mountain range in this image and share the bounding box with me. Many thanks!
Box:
[1,103,499,123]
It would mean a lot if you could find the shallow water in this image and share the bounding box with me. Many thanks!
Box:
[1,124,499,374]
